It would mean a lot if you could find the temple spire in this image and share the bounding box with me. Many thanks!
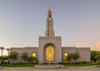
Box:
[45,4,55,37]
[49,3,51,11]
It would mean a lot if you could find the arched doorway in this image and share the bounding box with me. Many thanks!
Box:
[45,46,55,62]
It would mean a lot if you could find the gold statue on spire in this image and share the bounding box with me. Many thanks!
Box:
[49,3,51,10]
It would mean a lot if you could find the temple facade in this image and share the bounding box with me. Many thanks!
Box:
[10,4,90,64]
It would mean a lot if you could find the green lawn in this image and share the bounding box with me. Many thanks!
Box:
[0,64,36,67]
[0,63,100,67]
[64,63,100,66]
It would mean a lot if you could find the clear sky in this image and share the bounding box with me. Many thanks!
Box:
[0,0,100,55]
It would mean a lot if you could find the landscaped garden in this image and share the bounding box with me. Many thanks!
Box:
[0,47,38,67]
[0,46,100,67]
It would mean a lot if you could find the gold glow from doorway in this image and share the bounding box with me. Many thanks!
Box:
[45,46,54,61]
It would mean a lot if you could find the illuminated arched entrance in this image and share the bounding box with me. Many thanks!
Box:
[45,46,55,61]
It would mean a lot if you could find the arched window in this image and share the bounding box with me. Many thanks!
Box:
[32,52,36,63]
[64,52,68,62]
[32,52,36,57]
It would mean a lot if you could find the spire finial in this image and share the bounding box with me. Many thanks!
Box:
[49,3,51,10]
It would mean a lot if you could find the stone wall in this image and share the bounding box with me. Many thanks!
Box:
[76,48,91,62]
[10,46,90,63]
[10,47,38,62]
[62,47,91,62]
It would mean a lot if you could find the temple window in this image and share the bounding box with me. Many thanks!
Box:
[32,52,36,63]
[64,52,68,62]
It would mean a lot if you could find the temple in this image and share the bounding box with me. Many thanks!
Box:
[10,4,90,64]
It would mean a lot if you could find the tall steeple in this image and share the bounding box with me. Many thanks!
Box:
[49,3,51,11]
[45,4,55,37]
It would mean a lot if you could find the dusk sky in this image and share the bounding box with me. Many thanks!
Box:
[0,0,100,55]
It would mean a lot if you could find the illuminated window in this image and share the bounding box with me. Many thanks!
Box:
[32,53,36,63]
[45,46,54,61]
[64,53,68,62]
[32,53,36,57]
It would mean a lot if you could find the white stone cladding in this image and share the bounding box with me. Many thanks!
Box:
[76,48,91,62]
[38,36,62,64]
[10,46,90,63]
[10,47,39,62]
[62,47,91,62]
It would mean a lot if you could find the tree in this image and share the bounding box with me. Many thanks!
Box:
[95,54,100,63]
[27,56,37,63]
[6,48,10,56]
[95,54,100,60]
[0,47,5,56]
[9,51,18,63]
[91,51,100,62]
[0,56,2,61]
[70,52,80,63]
[1,56,10,60]
[21,52,28,63]
[27,57,32,63]
[0,56,10,64]
[66,54,71,63]
[31,57,37,63]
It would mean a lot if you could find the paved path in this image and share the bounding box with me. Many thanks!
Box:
[0,66,100,71]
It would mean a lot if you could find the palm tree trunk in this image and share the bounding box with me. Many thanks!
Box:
[1,50,3,56]
[1,51,2,56]
[8,51,9,56]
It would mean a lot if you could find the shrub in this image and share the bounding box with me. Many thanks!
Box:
[97,60,100,63]
[1,61,4,64]
[91,51,100,62]
[58,62,67,65]
[4,62,8,64]
[10,52,18,60]
[53,63,58,65]
[50,63,53,64]
[33,62,38,64]
[70,52,80,63]
[43,63,48,64]
[12,62,24,65]
[27,57,37,63]
[8,60,10,64]
[21,52,28,63]
[95,54,100,60]
[79,61,88,64]
[74,62,80,64]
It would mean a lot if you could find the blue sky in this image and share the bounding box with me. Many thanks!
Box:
[0,0,100,55]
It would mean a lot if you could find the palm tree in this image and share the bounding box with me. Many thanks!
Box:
[0,47,5,56]
[6,48,10,56]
